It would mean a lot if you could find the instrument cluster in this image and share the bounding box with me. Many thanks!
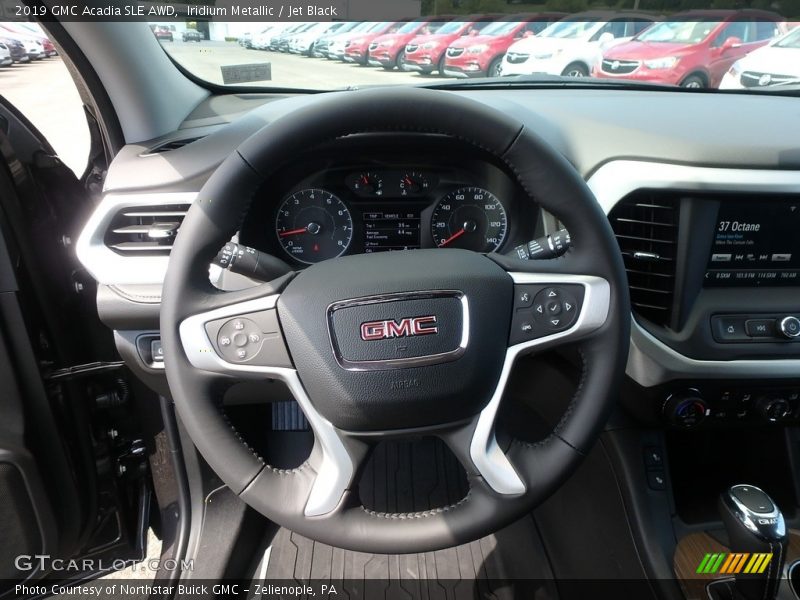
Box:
[240,156,538,267]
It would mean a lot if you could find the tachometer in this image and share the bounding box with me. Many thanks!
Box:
[431,187,507,252]
[276,189,353,264]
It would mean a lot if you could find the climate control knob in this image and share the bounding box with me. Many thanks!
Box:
[778,316,800,339]
[757,396,791,423]
[663,390,708,429]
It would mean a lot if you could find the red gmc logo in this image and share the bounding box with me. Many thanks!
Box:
[360,316,438,341]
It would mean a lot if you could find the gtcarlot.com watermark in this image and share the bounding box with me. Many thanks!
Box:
[15,554,194,573]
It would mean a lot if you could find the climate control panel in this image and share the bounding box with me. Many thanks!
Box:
[660,384,800,429]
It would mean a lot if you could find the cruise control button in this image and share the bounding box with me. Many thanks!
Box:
[219,336,231,346]
[249,333,261,343]
[233,333,248,347]
[233,321,245,330]
[236,349,247,360]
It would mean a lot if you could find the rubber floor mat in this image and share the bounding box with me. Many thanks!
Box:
[258,440,557,600]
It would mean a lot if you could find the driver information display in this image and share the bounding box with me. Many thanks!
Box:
[363,210,421,253]
[705,200,799,286]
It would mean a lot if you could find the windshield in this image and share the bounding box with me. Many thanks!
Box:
[480,21,521,36]
[436,21,469,35]
[153,14,800,93]
[635,21,721,44]
[774,27,800,48]
[540,20,601,39]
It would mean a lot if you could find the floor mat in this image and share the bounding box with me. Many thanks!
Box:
[256,440,557,600]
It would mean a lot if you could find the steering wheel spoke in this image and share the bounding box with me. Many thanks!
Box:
[465,270,611,496]
[179,289,293,378]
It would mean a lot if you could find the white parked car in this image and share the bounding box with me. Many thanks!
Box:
[0,42,11,67]
[720,26,800,89]
[290,23,345,55]
[501,12,656,78]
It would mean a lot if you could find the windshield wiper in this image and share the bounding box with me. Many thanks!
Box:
[421,74,683,92]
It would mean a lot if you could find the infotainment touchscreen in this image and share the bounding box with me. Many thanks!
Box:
[705,200,799,286]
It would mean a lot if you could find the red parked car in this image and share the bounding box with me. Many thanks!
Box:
[368,18,452,71]
[404,16,500,75]
[442,14,566,78]
[595,10,784,88]
[343,22,403,65]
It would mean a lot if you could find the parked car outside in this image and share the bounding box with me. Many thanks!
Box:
[442,14,566,78]
[289,22,346,56]
[238,31,253,47]
[312,21,363,57]
[341,22,402,64]
[501,12,657,78]
[368,18,453,71]
[0,36,28,63]
[254,23,293,50]
[404,16,500,75]
[595,10,784,88]
[182,29,203,42]
[271,23,312,52]
[1,22,57,56]
[0,42,11,67]
[720,25,800,88]
[0,29,46,60]
[152,26,173,42]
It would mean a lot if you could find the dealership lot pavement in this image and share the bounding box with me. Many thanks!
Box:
[163,40,450,88]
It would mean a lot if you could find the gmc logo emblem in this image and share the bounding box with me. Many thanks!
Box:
[360,316,438,341]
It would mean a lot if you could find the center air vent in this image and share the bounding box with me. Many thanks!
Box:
[609,193,680,327]
[143,136,205,155]
[104,204,189,256]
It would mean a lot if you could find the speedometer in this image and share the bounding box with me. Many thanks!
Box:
[275,189,353,264]
[431,187,507,252]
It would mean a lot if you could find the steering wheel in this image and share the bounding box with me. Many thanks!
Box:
[161,87,629,554]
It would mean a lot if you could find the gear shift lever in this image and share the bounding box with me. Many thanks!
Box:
[718,485,787,600]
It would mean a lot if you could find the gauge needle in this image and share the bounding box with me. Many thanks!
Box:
[438,228,466,247]
[279,227,308,238]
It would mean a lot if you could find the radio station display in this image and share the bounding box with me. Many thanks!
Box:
[705,200,799,286]
[363,210,421,253]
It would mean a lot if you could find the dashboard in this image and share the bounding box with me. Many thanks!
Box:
[76,88,800,429]
[238,139,542,266]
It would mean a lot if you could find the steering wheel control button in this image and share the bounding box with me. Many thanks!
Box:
[546,300,562,316]
[204,309,292,367]
[515,290,533,308]
[779,315,800,338]
[509,284,584,345]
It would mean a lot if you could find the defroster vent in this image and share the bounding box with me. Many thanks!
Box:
[609,193,680,327]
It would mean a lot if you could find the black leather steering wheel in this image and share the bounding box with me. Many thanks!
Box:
[160,87,629,554]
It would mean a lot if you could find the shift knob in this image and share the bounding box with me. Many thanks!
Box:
[718,485,787,600]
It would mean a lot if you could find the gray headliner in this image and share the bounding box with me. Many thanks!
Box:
[103,88,800,193]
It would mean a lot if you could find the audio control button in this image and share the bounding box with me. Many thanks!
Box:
[779,315,800,339]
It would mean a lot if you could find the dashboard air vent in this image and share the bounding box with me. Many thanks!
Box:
[609,193,680,327]
[104,204,189,256]
[144,136,205,155]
